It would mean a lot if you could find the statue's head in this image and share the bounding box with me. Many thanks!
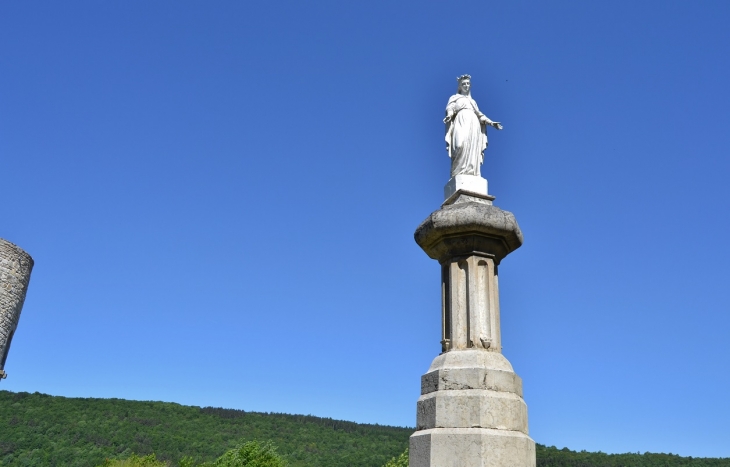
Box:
[457,74,471,96]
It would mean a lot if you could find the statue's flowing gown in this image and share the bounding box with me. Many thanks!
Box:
[445,94,488,177]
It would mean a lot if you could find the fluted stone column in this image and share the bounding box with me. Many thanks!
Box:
[0,239,34,380]
[410,176,535,467]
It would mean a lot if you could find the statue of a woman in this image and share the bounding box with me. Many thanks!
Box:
[444,75,503,178]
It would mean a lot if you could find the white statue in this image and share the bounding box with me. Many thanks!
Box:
[444,75,503,178]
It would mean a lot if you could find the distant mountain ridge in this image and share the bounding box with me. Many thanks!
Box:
[1,390,728,467]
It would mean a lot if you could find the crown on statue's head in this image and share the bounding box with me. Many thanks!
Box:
[457,74,472,82]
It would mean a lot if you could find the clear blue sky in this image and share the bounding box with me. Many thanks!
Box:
[2,0,730,458]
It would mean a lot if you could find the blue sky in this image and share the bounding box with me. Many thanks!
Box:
[2,0,730,458]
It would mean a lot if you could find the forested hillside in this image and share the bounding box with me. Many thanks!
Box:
[0,390,409,466]
[535,446,730,467]
[2,390,728,467]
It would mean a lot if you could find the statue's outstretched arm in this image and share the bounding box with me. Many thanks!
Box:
[479,113,503,130]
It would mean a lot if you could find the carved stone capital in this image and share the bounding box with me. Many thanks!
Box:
[415,201,522,265]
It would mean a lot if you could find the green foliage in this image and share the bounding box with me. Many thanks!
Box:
[0,390,410,467]
[199,441,287,467]
[98,453,169,467]
[383,448,408,467]
[536,444,730,467]
[3,390,730,467]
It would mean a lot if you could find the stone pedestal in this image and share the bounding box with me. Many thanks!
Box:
[444,174,489,202]
[0,239,34,380]
[410,182,535,467]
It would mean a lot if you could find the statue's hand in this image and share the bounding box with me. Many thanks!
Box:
[492,122,503,130]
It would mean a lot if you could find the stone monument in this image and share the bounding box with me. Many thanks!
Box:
[409,76,535,467]
[0,238,34,381]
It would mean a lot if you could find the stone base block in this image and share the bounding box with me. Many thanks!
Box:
[444,175,488,200]
[410,427,535,467]
[422,366,523,396]
[410,350,535,466]
[417,389,528,432]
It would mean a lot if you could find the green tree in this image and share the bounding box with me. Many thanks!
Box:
[200,441,287,467]
[383,448,408,467]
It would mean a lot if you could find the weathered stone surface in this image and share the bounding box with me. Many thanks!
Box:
[411,192,535,466]
[440,255,504,352]
[414,350,530,435]
[428,349,512,372]
[410,428,536,467]
[423,350,522,395]
[0,238,34,380]
[414,201,522,264]
[444,191,495,207]
[417,389,528,431]
[421,367,523,396]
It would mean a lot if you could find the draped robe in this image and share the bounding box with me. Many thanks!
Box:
[445,94,489,177]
